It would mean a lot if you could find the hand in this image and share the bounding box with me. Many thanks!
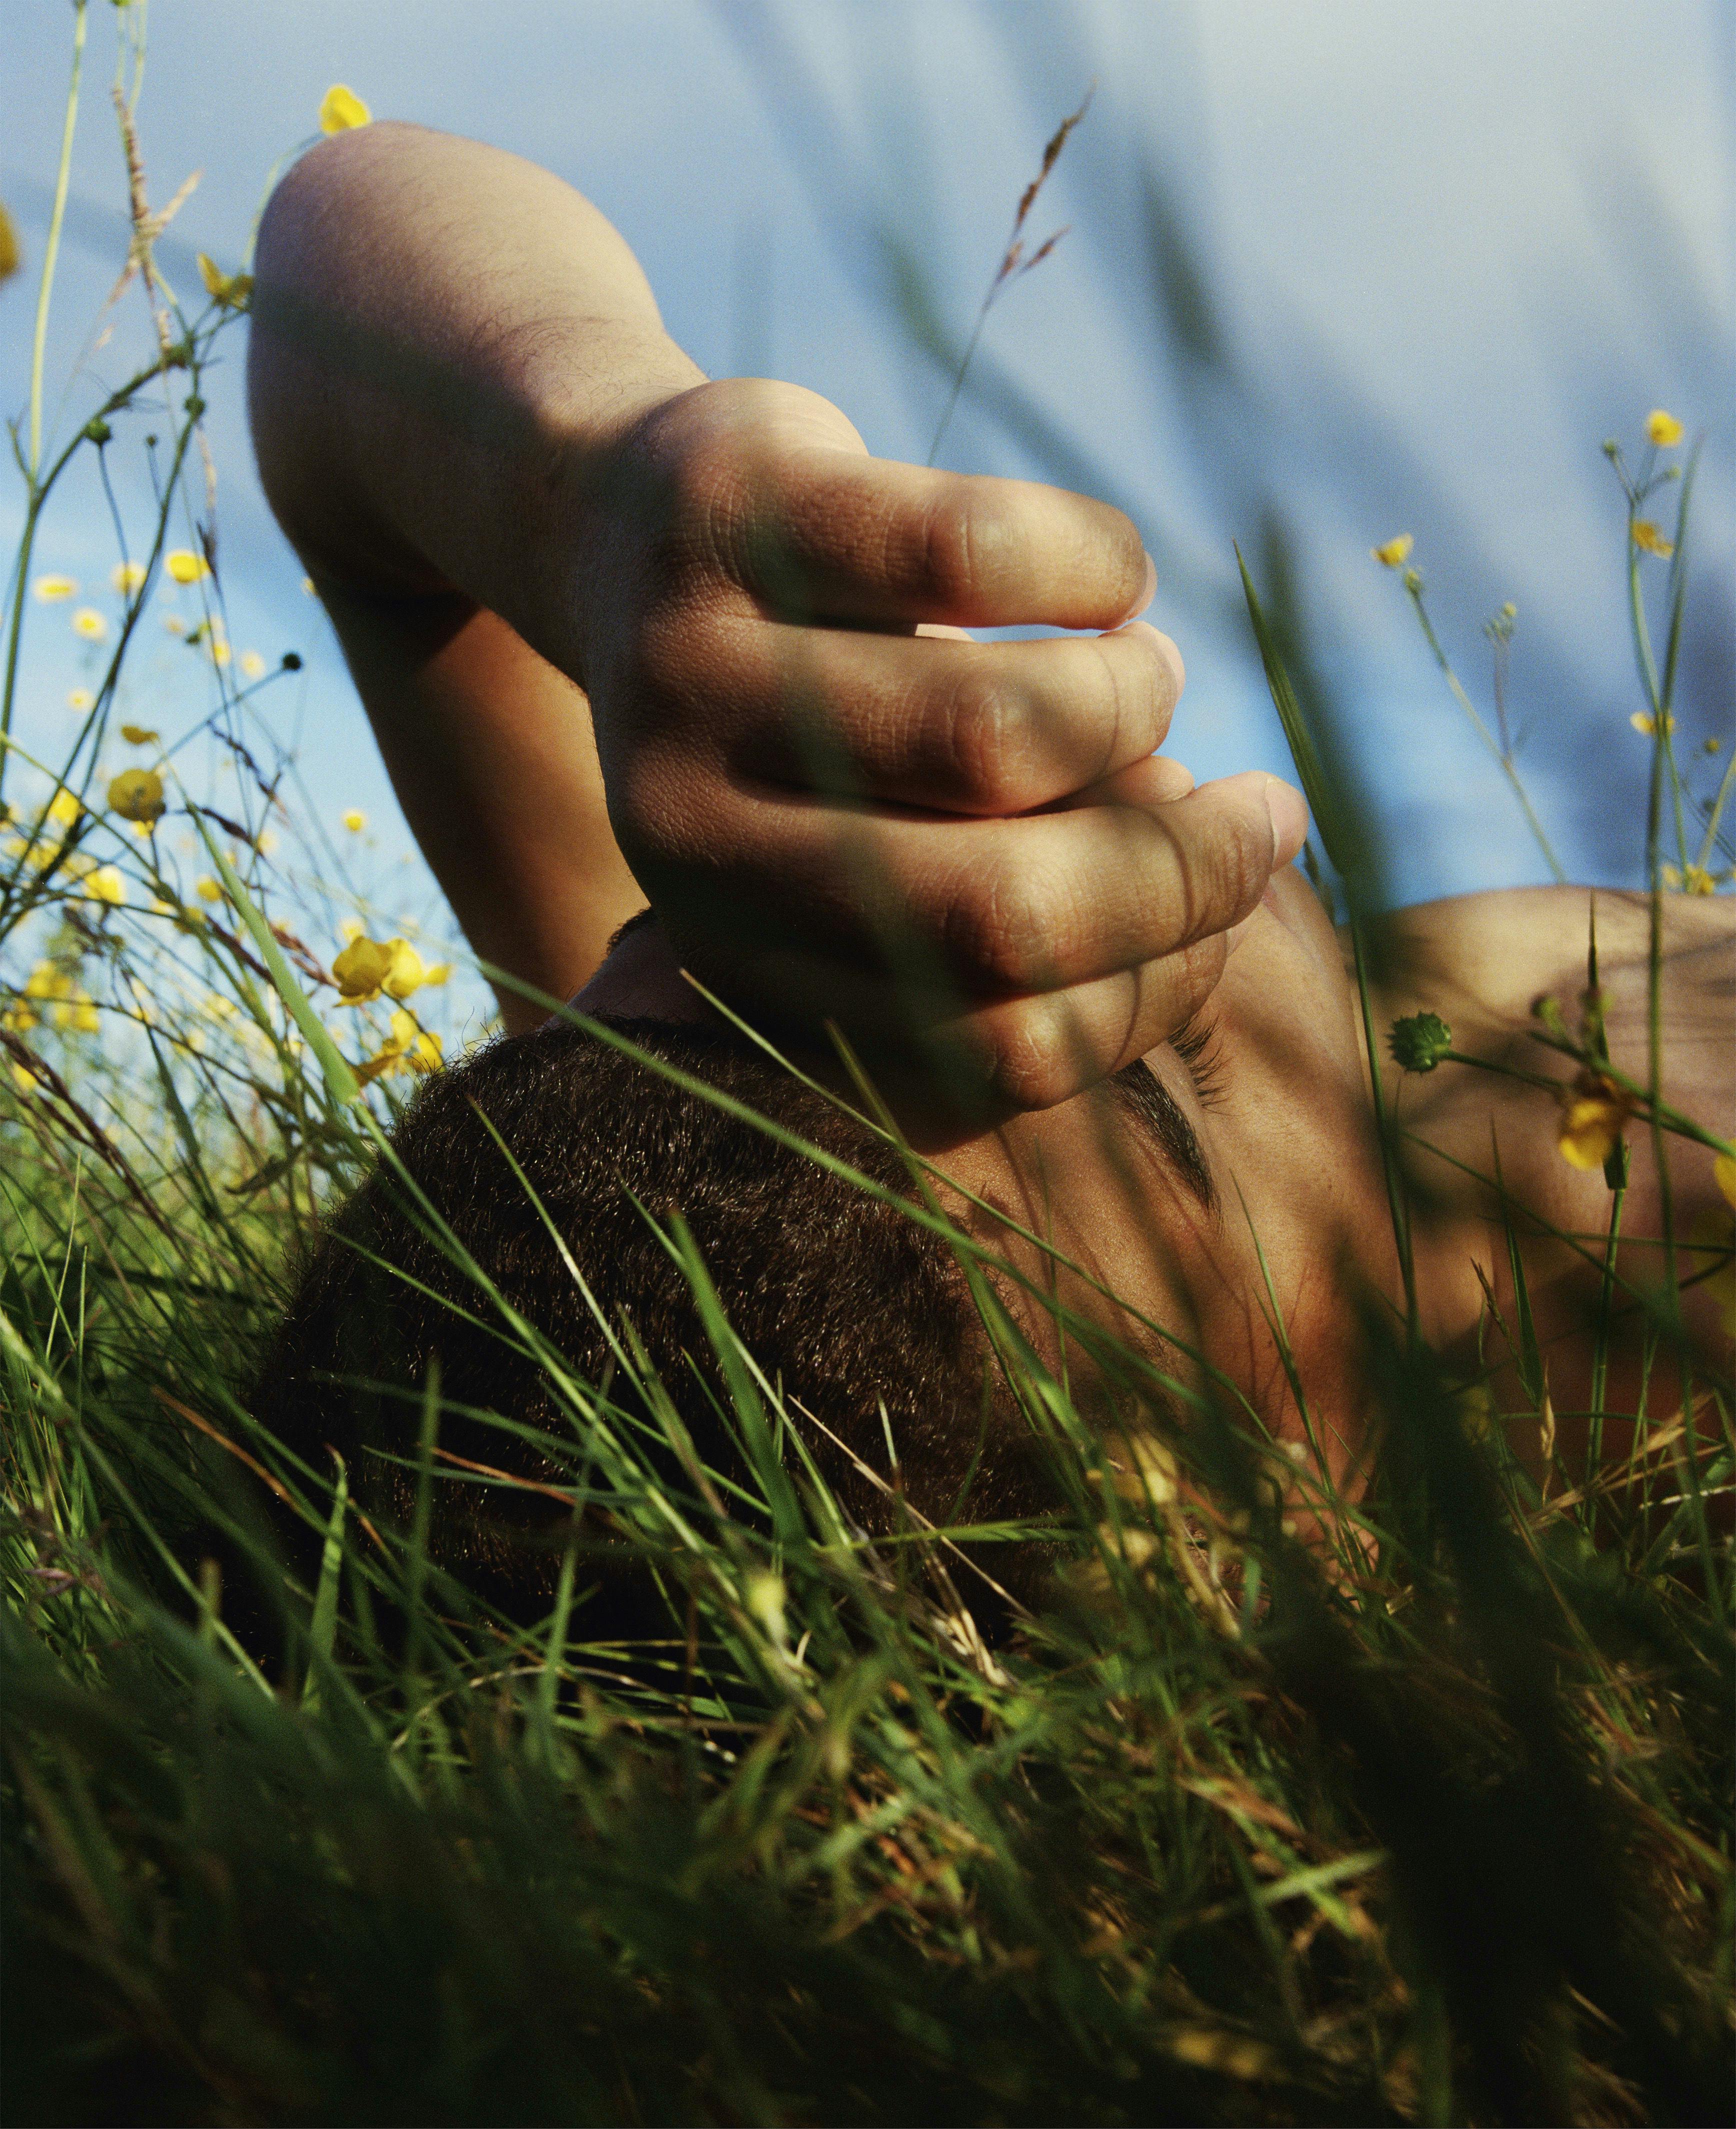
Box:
[569,378,1307,1119]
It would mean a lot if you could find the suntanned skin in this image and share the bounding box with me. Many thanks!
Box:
[250,123,1733,1488]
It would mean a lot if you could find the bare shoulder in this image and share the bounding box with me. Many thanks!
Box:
[1357,887,1733,1044]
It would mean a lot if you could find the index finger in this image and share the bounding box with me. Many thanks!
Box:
[728,450,1154,631]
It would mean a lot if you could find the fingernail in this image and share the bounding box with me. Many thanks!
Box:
[1262,777,1309,866]
[1121,551,1157,622]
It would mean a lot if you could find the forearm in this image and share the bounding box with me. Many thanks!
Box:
[249,120,703,647]
[249,125,699,1019]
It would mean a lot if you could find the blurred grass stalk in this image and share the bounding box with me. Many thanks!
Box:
[2,9,1732,2126]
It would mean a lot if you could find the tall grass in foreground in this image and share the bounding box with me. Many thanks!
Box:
[3,16,1733,2125]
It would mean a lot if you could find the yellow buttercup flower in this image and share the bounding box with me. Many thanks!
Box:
[66,689,94,713]
[358,1006,444,1079]
[422,962,451,987]
[332,934,425,1004]
[196,252,254,309]
[332,935,395,1003]
[339,916,365,943]
[1631,520,1674,558]
[1661,863,1715,894]
[1372,534,1414,568]
[34,574,77,602]
[319,84,371,134]
[72,607,107,641]
[1556,1071,1634,1172]
[108,767,166,824]
[342,808,367,833]
[165,548,210,585]
[112,560,147,596]
[119,724,159,746]
[25,961,71,1002]
[1644,409,1684,448]
[193,875,223,904]
[1630,711,1675,737]
[85,865,127,907]
[46,789,82,829]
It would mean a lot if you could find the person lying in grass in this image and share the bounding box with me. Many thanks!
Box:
[245,123,1732,1616]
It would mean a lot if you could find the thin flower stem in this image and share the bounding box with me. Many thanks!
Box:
[1694,748,1736,874]
[30,1,88,480]
[1586,1184,1625,1488]
[1406,585,1565,881]
[1353,924,1418,1338]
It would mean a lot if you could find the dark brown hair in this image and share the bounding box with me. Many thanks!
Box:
[251,1018,1060,1623]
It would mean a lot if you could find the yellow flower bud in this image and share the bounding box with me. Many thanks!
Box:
[85,865,127,906]
[1371,534,1414,568]
[108,766,165,824]
[332,935,395,1003]
[1556,1073,1633,1172]
[1644,409,1684,448]
[319,84,371,134]
[112,561,147,596]
[1630,520,1674,559]
[165,548,210,585]
[72,607,108,641]
[33,574,77,602]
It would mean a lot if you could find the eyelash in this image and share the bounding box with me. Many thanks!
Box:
[1171,1010,1226,1110]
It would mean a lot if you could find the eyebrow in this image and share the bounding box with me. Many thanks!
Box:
[1107,1056,1216,1214]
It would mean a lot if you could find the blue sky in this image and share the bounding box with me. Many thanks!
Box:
[4,0,1731,942]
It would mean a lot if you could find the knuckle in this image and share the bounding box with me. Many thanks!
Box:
[1171,800,1269,939]
[987,1002,1089,1112]
[940,668,1027,807]
[918,482,1008,610]
[948,860,1076,992]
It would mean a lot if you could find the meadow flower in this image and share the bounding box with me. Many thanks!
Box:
[1371,535,1413,568]
[165,548,210,585]
[85,866,127,906]
[1388,1010,1453,1072]
[1556,1071,1633,1172]
[339,916,365,943]
[108,767,165,824]
[332,934,425,1004]
[66,689,94,713]
[240,650,266,680]
[319,84,371,133]
[34,574,77,602]
[1644,409,1684,448]
[46,789,82,829]
[112,560,147,596]
[72,607,108,641]
[119,724,159,746]
[24,962,71,1002]
[1629,711,1675,736]
[196,252,254,309]
[342,808,367,832]
[193,875,223,903]
[1630,520,1673,558]
[1661,863,1716,894]
[423,961,452,987]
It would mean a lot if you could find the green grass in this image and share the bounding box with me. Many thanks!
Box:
[3,14,1732,2124]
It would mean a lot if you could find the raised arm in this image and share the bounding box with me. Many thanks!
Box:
[249,123,1307,1119]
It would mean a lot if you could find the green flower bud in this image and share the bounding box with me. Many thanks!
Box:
[1388,1011,1453,1073]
